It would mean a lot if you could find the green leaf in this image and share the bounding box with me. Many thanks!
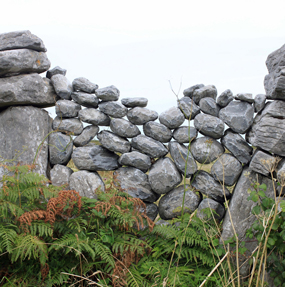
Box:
[259,183,267,191]
[212,238,219,247]
[238,247,247,255]
[251,194,259,202]
[258,190,266,198]
[252,205,260,215]
[267,237,275,246]
[280,201,285,212]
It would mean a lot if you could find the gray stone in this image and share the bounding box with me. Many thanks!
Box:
[234,93,254,103]
[71,92,99,108]
[194,113,224,139]
[50,164,73,187]
[95,85,119,101]
[0,73,57,108]
[183,84,204,98]
[52,116,83,135]
[127,107,158,125]
[143,121,172,143]
[49,132,73,165]
[0,49,50,77]
[118,151,151,172]
[78,108,110,126]
[69,170,105,199]
[169,141,197,177]
[51,74,73,100]
[197,198,225,221]
[191,171,231,203]
[254,94,266,113]
[55,100,81,118]
[217,89,234,107]
[192,85,217,105]
[72,77,98,93]
[131,135,168,158]
[211,153,243,186]
[110,118,141,138]
[73,125,99,147]
[121,97,148,107]
[46,66,67,79]
[221,129,253,165]
[98,101,128,118]
[249,150,276,176]
[177,97,200,119]
[266,44,285,73]
[97,131,131,154]
[277,159,285,184]
[247,101,285,157]
[148,157,182,194]
[72,145,120,171]
[141,203,158,221]
[199,97,220,117]
[158,185,202,220]
[159,107,185,129]
[190,137,224,164]
[172,126,197,144]
[0,30,46,52]
[219,100,254,134]
[114,167,159,202]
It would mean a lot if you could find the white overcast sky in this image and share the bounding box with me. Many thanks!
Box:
[1,0,285,116]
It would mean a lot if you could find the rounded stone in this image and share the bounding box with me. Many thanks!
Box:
[199,97,220,117]
[197,198,225,221]
[55,100,81,118]
[127,107,158,125]
[254,94,266,113]
[50,164,73,187]
[234,93,254,103]
[159,107,185,129]
[110,118,141,138]
[78,108,110,126]
[51,74,73,100]
[177,97,200,120]
[98,101,128,118]
[118,151,151,172]
[183,84,204,98]
[141,203,158,221]
[71,92,99,108]
[192,85,217,105]
[73,125,99,147]
[121,97,148,107]
[172,126,198,144]
[72,77,98,93]
[95,85,119,101]
[143,121,172,143]
[217,89,234,107]
[52,116,83,135]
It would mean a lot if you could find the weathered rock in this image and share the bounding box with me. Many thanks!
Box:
[127,107,158,125]
[177,97,200,119]
[78,108,110,126]
[72,77,98,93]
[191,171,231,203]
[190,137,224,164]
[159,107,185,129]
[219,100,254,134]
[114,167,159,202]
[0,73,57,108]
[217,89,234,107]
[0,49,50,77]
[50,164,73,187]
[98,101,128,118]
[55,100,81,118]
[169,141,197,177]
[121,97,148,107]
[211,153,243,186]
[51,74,73,100]
[0,30,46,52]
[254,94,266,113]
[46,66,66,79]
[277,159,285,184]
[196,198,225,221]
[234,93,254,103]
[172,126,197,144]
[52,116,83,135]
[183,84,204,98]
[95,85,119,101]
[69,170,104,199]
[71,92,99,108]
[194,113,224,139]
[72,145,120,171]
[118,151,151,172]
[158,185,201,220]
[249,150,276,176]
[141,203,158,221]
[97,131,131,154]
[192,85,217,104]
[143,121,172,143]
[49,132,73,165]
[199,97,220,117]
[131,135,168,158]
[110,118,141,138]
[148,157,182,194]
[73,125,99,147]
[221,129,253,165]
[266,43,285,73]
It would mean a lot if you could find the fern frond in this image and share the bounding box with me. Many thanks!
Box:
[0,223,17,253]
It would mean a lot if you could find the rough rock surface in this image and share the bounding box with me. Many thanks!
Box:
[183,84,204,98]
[249,150,276,176]
[254,94,266,113]
[172,126,197,144]
[78,108,110,126]
[51,74,73,100]
[127,107,158,125]
[141,203,158,221]
[46,66,66,79]
[50,164,73,187]
[121,97,148,107]
[118,151,151,172]
[73,125,99,147]
[217,89,233,107]
[197,198,225,221]
[72,77,98,93]
[177,97,200,119]
[159,107,185,129]
[234,93,254,103]
[192,85,217,104]
[71,92,99,108]
[55,100,81,118]
[95,85,119,101]
[110,118,141,138]
[143,121,172,143]
[199,97,220,117]
[52,116,83,135]
[98,101,128,118]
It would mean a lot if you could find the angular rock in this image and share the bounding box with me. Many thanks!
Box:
[266,43,285,73]
[95,85,119,101]
[234,93,254,103]
[192,85,217,105]
[159,107,185,129]
[72,145,120,171]
[73,125,99,147]
[121,97,148,107]
[197,198,225,221]
[55,100,81,118]
[72,77,98,93]
[183,84,204,98]
[46,66,67,79]
[114,167,159,202]
[191,171,231,203]
[0,49,50,77]
[177,97,200,119]
[98,101,128,118]
[143,121,172,143]
[97,131,131,154]
[211,153,243,186]
[148,157,182,194]
[118,151,151,172]
[254,94,266,113]
[69,170,105,199]
[277,159,285,184]
[169,141,197,177]
[172,126,197,144]
[52,116,83,135]
[127,107,158,125]
[51,74,73,100]
[158,185,202,220]
[50,164,73,187]
[110,118,141,138]
[0,30,46,52]
[194,113,224,139]
[71,92,99,108]
[141,203,158,221]
[249,150,276,176]
[190,137,224,164]
[217,89,234,107]
[131,135,168,158]
[219,100,254,134]
[49,132,73,165]
[78,108,110,126]
[199,97,220,117]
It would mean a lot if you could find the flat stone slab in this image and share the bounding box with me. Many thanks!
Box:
[254,94,266,113]
[249,150,276,176]
[148,157,182,195]
[95,85,119,101]
[78,108,110,126]
[72,77,98,93]
[158,185,202,220]
[121,97,148,107]
[50,164,73,187]
[73,125,99,147]
[197,198,225,221]
[46,66,66,79]
[118,151,151,172]
[110,118,141,138]
[114,167,159,202]
[51,74,73,100]
[71,92,99,108]
[192,85,217,104]
[143,121,172,143]
[55,100,81,118]
[172,126,197,144]
[98,101,128,118]
[127,107,158,125]
[217,89,234,107]
[159,107,185,129]
[234,93,254,103]
[177,97,200,119]
[52,116,83,135]
[199,97,220,117]
[183,84,204,98]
